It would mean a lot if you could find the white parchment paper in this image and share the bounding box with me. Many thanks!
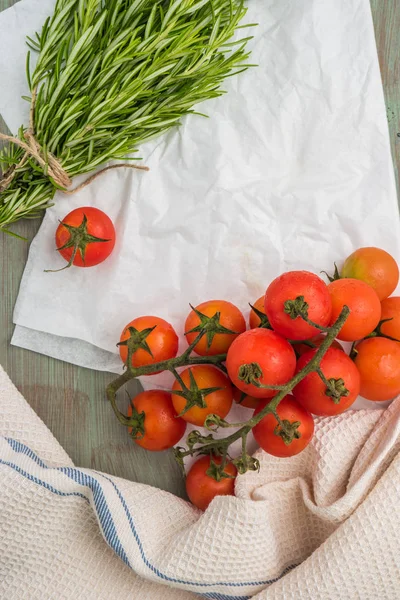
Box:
[1,0,399,412]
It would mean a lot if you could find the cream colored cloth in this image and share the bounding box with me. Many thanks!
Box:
[1,363,399,600]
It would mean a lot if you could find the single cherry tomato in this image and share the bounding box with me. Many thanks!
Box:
[54,207,116,269]
[293,348,360,416]
[186,455,237,511]
[294,334,344,357]
[127,390,186,451]
[119,316,178,369]
[171,365,233,426]
[341,247,399,301]
[249,296,270,329]
[327,279,381,341]
[264,271,332,340]
[354,337,400,401]
[233,386,262,409]
[185,300,246,356]
[380,297,400,341]
[253,395,314,458]
[226,328,296,398]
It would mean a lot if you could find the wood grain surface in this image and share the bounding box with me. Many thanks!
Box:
[0,0,399,499]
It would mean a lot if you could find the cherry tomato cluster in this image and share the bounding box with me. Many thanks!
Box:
[110,246,400,511]
[46,211,400,509]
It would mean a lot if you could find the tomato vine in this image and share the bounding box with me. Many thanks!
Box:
[106,298,350,480]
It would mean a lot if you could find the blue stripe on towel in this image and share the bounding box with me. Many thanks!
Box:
[201,594,251,600]
[1,437,297,595]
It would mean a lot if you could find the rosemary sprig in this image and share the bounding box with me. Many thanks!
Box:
[0,0,255,231]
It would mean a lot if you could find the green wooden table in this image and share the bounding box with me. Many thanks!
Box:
[0,0,399,499]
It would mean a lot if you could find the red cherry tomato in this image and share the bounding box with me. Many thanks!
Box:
[253,395,314,457]
[265,271,332,340]
[119,316,178,369]
[327,278,381,341]
[127,390,186,451]
[185,300,246,356]
[55,207,115,268]
[226,329,296,398]
[354,337,400,401]
[185,456,237,511]
[341,247,399,301]
[293,348,360,416]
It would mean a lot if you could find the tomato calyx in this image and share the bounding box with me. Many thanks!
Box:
[284,295,310,320]
[206,457,236,482]
[249,303,272,329]
[175,433,228,471]
[127,403,146,441]
[273,415,302,446]
[117,325,156,367]
[238,362,263,385]
[321,263,341,283]
[316,368,349,404]
[203,413,230,431]
[238,362,286,391]
[232,453,260,475]
[364,318,400,343]
[185,304,237,350]
[284,295,329,332]
[349,318,400,362]
[232,430,260,474]
[45,213,112,272]
[172,368,223,417]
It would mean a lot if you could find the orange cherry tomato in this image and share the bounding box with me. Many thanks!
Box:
[380,296,400,341]
[171,365,233,426]
[327,279,381,341]
[233,386,262,409]
[185,455,237,511]
[253,395,314,458]
[249,296,268,329]
[119,316,178,369]
[184,300,246,356]
[354,337,400,401]
[341,247,399,301]
[127,390,186,451]
[295,334,344,357]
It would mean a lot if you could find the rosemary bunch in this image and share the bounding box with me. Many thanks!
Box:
[0,0,254,232]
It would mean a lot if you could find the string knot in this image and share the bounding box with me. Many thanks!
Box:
[23,130,72,189]
[0,86,148,196]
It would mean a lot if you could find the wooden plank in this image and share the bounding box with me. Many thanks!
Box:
[0,0,399,501]
[370,0,400,192]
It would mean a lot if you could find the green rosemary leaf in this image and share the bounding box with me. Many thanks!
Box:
[0,0,255,232]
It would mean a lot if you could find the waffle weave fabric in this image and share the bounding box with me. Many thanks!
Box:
[1,363,399,600]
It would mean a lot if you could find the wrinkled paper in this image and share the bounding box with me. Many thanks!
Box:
[1,0,400,414]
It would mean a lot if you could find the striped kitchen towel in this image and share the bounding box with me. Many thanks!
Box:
[1,364,400,599]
